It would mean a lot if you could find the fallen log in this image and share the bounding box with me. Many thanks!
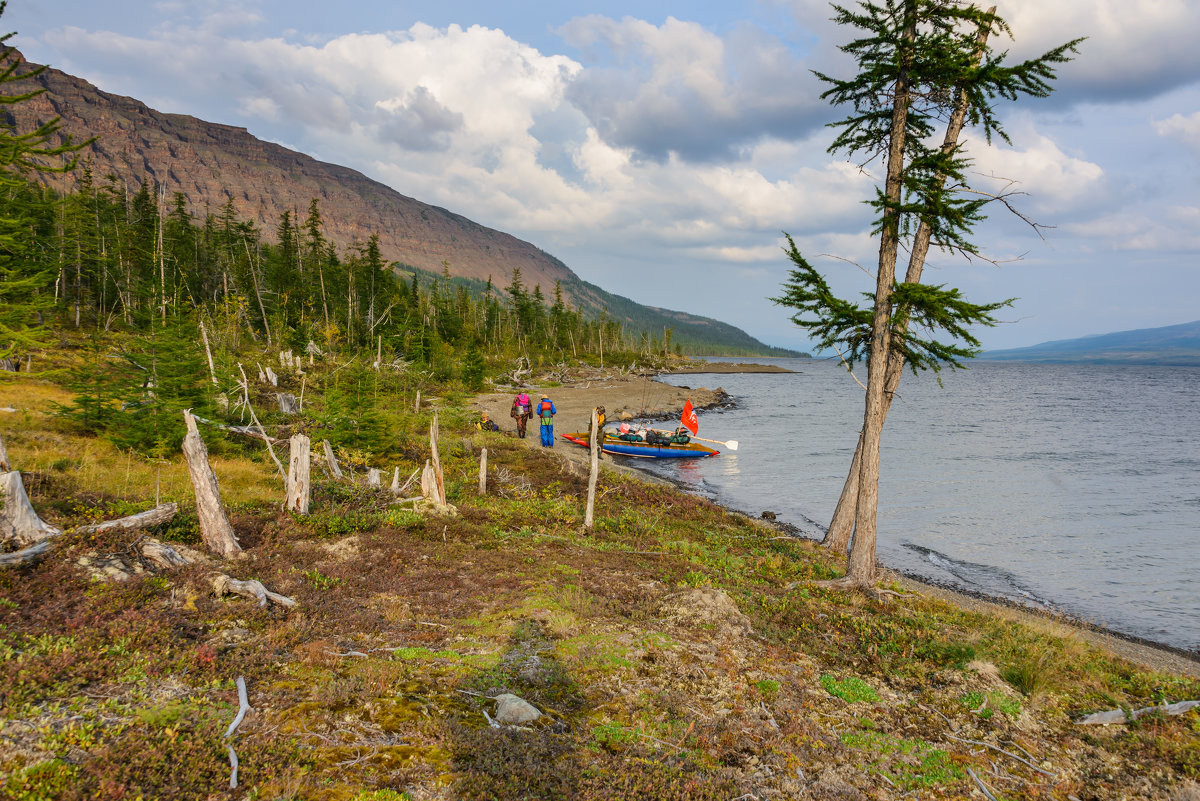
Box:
[73,503,178,536]
[0,539,52,568]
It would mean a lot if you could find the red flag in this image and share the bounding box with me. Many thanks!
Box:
[681,399,698,436]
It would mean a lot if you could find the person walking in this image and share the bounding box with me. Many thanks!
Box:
[510,391,532,438]
[537,394,557,447]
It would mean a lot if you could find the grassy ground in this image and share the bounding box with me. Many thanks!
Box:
[1,370,1198,801]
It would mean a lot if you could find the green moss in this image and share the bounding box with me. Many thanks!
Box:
[820,674,879,704]
[0,760,81,801]
[840,730,963,790]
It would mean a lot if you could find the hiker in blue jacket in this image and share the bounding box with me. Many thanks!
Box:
[536,395,557,447]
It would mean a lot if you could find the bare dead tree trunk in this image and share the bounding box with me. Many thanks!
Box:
[429,413,446,505]
[367,468,381,488]
[199,319,218,386]
[285,435,310,515]
[584,410,600,529]
[276,393,299,415]
[235,364,286,480]
[478,448,488,495]
[181,410,242,558]
[322,439,344,479]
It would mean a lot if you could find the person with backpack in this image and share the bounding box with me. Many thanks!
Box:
[537,394,557,447]
[510,391,532,438]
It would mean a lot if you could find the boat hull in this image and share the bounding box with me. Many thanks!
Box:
[561,433,719,459]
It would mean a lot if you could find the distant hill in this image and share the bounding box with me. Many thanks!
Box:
[7,52,799,357]
[981,320,1200,366]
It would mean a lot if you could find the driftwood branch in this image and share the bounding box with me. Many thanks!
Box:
[225,676,252,737]
[212,574,297,608]
[1075,699,1199,726]
[224,676,251,789]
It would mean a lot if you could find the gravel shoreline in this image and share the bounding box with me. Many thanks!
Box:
[474,372,1200,678]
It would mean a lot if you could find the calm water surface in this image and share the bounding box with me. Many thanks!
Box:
[639,358,1200,652]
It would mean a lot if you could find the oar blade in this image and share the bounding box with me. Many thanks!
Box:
[724,440,738,451]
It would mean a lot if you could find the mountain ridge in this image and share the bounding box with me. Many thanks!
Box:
[7,52,800,356]
[981,319,1200,366]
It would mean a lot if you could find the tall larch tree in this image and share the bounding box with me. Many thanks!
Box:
[774,0,1082,587]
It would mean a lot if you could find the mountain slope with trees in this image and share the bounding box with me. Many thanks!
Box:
[6,52,796,357]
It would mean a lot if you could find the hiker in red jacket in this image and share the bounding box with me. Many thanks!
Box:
[510,391,532,438]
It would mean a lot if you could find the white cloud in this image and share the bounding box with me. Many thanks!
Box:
[997,0,1200,102]
[1154,111,1200,156]
[1066,206,1200,251]
[970,128,1106,214]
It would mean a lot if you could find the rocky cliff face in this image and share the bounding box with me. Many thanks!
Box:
[7,53,573,294]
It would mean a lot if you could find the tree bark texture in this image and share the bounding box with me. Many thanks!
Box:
[182,410,242,558]
[285,434,311,515]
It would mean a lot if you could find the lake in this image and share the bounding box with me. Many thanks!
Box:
[639,358,1200,653]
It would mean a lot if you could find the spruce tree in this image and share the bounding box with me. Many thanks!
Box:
[0,7,88,367]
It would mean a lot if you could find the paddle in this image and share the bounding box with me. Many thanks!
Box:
[693,435,739,451]
[645,428,739,451]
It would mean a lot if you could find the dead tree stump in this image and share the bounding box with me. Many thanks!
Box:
[182,410,242,558]
[285,435,311,515]
[585,410,600,529]
[0,471,63,547]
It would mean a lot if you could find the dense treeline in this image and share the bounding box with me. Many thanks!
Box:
[39,165,664,368]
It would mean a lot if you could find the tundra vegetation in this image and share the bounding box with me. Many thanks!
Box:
[0,4,1198,800]
[2,354,1199,800]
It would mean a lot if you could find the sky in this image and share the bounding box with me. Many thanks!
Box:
[7,0,1200,352]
